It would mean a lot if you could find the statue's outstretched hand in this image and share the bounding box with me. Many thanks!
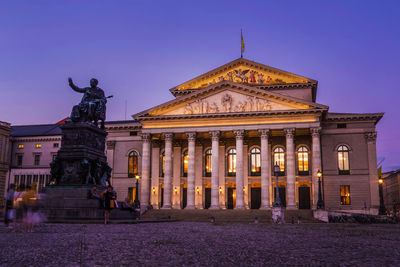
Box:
[68,77,73,84]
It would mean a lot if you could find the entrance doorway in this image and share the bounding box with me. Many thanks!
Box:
[251,187,261,209]
[160,187,164,207]
[227,188,236,209]
[298,185,311,209]
[204,188,211,209]
[273,186,286,207]
[182,188,187,209]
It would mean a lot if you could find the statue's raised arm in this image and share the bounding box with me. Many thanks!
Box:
[68,77,86,93]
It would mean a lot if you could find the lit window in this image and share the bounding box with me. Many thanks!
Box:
[182,150,188,177]
[249,147,261,176]
[160,151,165,177]
[227,148,236,176]
[340,185,351,205]
[205,149,212,177]
[18,144,24,149]
[338,145,350,174]
[34,154,41,166]
[128,151,138,178]
[297,146,309,175]
[35,144,42,148]
[273,147,285,173]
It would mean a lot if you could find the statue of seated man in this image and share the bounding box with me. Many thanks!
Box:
[68,77,109,128]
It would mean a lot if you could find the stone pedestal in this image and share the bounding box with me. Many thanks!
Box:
[272,206,285,224]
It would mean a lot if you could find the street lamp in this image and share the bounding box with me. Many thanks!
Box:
[273,163,282,207]
[317,170,324,209]
[133,175,140,209]
[378,178,386,215]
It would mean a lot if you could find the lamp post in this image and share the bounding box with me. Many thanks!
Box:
[378,178,386,215]
[273,163,282,207]
[317,170,324,209]
[133,175,140,209]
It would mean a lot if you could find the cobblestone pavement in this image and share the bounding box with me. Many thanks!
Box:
[1,222,399,266]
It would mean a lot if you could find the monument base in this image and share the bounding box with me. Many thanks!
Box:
[272,206,285,224]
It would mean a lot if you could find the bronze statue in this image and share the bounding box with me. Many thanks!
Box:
[68,78,112,128]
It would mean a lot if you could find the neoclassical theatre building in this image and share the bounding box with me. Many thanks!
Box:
[104,58,383,213]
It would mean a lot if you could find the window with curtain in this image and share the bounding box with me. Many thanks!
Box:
[128,151,138,178]
[182,150,188,177]
[273,147,285,174]
[249,147,261,176]
[338,145,350,175]
[205,149,212,177]
[297,146,309,175]
[227,148,236,176]
[340,185,351,205]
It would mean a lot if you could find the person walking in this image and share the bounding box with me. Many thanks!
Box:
[102,186,116,224]
[4,184,15,229]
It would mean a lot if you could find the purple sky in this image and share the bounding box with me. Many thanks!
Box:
[0,1,399,171]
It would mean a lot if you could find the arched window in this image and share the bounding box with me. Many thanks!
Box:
[160,151,165,177]
[204,149,212,177]
[249,147,261,176]
[273,147,285,174]
[297,146,309,175]
[338,145,350,174]
[227,148,236,176]
[182,150,188,177]
[128,151,138,178]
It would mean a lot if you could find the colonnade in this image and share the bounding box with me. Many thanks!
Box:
[140,127,322,210]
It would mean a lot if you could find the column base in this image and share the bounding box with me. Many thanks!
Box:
[185,205,196,210]
[260,205,271,210]
[172,205,181,209]
[234,206,246,210]
[161,205,172,209]
[286,205,298,210]
[209,205,220,210]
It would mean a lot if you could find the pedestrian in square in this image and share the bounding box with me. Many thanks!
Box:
[4,184,15,229]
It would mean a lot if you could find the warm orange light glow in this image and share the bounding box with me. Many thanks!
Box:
[174,187,178,194]
[152,187,156,194]
[379,179,383,184]
[35,144,42,148]
[317,170,322,178]
[196,187,200,194]
[219,186,223,194]
[135,175,140,180]
[18,144,24,149]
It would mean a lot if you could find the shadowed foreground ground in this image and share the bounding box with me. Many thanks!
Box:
[1,222,399,266]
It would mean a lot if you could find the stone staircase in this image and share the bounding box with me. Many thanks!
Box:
[141,209,319,223]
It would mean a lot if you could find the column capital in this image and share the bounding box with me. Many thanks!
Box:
[186,132,197,142]
[234,130,245,140]
[162,132,174,141]
[365,131,377,144]
[209,131,220,141]
[310,127,321,137]
[258,129,270,140]
[284,128,295,138]
[141,133,151,143]
[106,140,116,150]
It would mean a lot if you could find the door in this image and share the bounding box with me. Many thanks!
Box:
[227,188,236,209]
[251,187,261,209]
[273,186,286,207]
[298,186,311,209]
[182,188,187,209]
[204,188,211,209]
[160,188,164,208]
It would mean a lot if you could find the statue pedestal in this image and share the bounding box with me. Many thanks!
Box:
[53,122,108,185]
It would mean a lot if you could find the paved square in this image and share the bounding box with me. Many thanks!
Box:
[1,222,399,266]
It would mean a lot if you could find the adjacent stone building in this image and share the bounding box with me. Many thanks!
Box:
[0,121,11,209]
[4,58,384,214]
[382,169,400,211]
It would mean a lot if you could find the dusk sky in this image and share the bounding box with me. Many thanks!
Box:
[0,1,399,171]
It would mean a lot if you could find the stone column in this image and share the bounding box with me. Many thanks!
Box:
[259,129,270,209]
[209,131,220,209]
[106,140,115,185]
[162,133,173,209]
[311,127,322,209]
[151,144,160,209]
[234,130,245,209]
[186,132,196,209]
[365,132,379,214]
[140,134,151,208]
[285,128,296,210]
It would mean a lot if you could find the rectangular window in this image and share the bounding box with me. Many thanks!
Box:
[17,155,23,166]
[34,154,41,166]
[18,144,24,149]
[52,154,57,161]
[14,175,19,185]
[53,143,59,148]
[27,175,32,186]
[337,123,347,129]
[129,131,138,136]
[20,175,26,186]
[45,175,50,185]
[35,144,42,148]
[340,185,351,205]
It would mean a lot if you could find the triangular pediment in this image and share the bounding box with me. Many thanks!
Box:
[172,58,316,91]
[134,82,327,119]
